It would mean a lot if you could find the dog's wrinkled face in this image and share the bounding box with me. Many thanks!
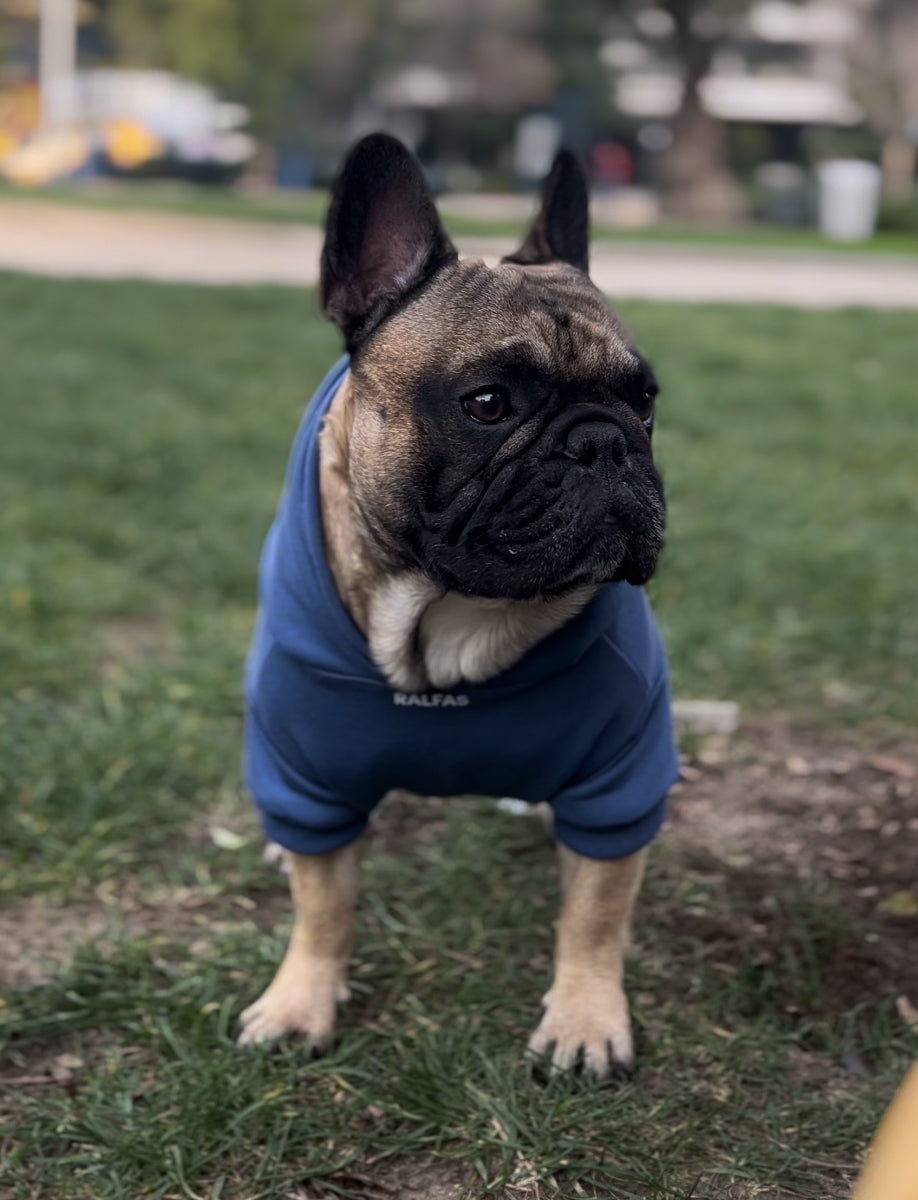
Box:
[349,262,663,599]
[321,135,666,600]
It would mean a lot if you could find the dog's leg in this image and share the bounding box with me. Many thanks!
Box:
[528,844,646,1081]
[238,839,362,1051]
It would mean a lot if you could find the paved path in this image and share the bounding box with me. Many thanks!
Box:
[3,198,918,308]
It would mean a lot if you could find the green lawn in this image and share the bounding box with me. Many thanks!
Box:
[1,275,916,1199]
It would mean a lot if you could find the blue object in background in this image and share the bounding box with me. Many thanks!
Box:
[276,147,313,189]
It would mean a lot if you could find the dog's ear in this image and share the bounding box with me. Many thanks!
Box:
[503,150,590,274]
[320,133,458,350]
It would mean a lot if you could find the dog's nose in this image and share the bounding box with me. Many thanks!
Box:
[562,421,628,470]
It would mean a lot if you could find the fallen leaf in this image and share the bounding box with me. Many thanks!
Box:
[877,890,918,917]
[210,826,247,850]
[50,1053,83,1083]
[868,753,916,780]
[786,755,812,776]
[132,1072,158,1100]
[896,995,918,1033]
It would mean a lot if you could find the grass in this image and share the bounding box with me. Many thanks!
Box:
[6,821,914,1200]
[3,176,918,255]
[1,275,916,1198]
[641,303,918,726]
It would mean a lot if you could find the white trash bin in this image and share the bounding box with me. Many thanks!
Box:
[817,159,882,242]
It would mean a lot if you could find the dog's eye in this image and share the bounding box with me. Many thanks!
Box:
[462,388,511,425]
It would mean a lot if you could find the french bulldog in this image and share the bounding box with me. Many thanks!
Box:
[239,133,678,1082]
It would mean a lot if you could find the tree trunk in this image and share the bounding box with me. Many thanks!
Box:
[662,85,745,222]
[658,0,745,223]
[881,134,917,200]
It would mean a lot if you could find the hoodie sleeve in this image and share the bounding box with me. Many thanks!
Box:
[244,644,370,856]
[549,667,679,860]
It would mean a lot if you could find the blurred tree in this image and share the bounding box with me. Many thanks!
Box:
[537,0,611,148]
[653,0,746,220]
[608,0,760,220]
[102,0,242,87]
[97,0,323,140]
[849,0,918,197]
[232,0,323,142]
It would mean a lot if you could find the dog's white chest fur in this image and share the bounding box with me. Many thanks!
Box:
[367,572,593,693]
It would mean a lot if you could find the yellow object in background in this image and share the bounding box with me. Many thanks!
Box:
[103,119,163,170]
[0,129,18,161]
[853,1057,918,1200]
[2,127,90,186]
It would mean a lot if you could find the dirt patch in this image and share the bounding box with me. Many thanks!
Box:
[666,719,918,1007]
[0,901,115,989]
[669,720,917,896]
[301,1159,473,1200]
[0,889,258,991]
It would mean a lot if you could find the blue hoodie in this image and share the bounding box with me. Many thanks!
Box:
[245,357,679,860]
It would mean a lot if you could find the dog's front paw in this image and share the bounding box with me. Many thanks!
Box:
[527,981,635,1082]
[237,957,349,1052]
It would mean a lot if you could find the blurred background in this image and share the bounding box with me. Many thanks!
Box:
[1,0,916,241]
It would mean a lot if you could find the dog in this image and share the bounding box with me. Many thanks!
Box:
[238,134,678,1082]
